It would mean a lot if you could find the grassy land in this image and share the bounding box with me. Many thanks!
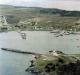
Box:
[0,5,80,31]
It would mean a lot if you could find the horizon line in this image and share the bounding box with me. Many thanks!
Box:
[0,4,80,11]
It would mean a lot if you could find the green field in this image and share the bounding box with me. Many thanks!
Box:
[0,5,80,31]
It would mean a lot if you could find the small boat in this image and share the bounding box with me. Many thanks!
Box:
[17,30,27,40]
[20,33,26,40]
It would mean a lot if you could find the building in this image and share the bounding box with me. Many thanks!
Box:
[0,15,10,31]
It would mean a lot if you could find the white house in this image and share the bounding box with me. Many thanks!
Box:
[0,15,9,27]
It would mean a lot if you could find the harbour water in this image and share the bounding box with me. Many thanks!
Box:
[0,31,80,75]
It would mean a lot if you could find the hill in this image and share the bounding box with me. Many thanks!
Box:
[0,5,80,17]
[0,5,80,31]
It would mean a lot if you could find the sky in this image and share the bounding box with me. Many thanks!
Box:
[0,0,80,10]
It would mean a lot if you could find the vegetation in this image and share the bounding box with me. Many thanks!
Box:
[0,5,80,31]
[6,15,20,24]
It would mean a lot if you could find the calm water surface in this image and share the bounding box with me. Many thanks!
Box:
[0,31,80,75]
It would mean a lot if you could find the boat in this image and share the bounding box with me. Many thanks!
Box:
[20,32,26,39]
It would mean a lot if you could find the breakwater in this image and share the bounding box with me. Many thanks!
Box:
[1,48,39,55]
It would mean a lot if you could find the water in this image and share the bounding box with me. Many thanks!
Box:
[0,31,80,75]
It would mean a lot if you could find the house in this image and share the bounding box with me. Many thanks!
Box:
[0,15,8,31]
